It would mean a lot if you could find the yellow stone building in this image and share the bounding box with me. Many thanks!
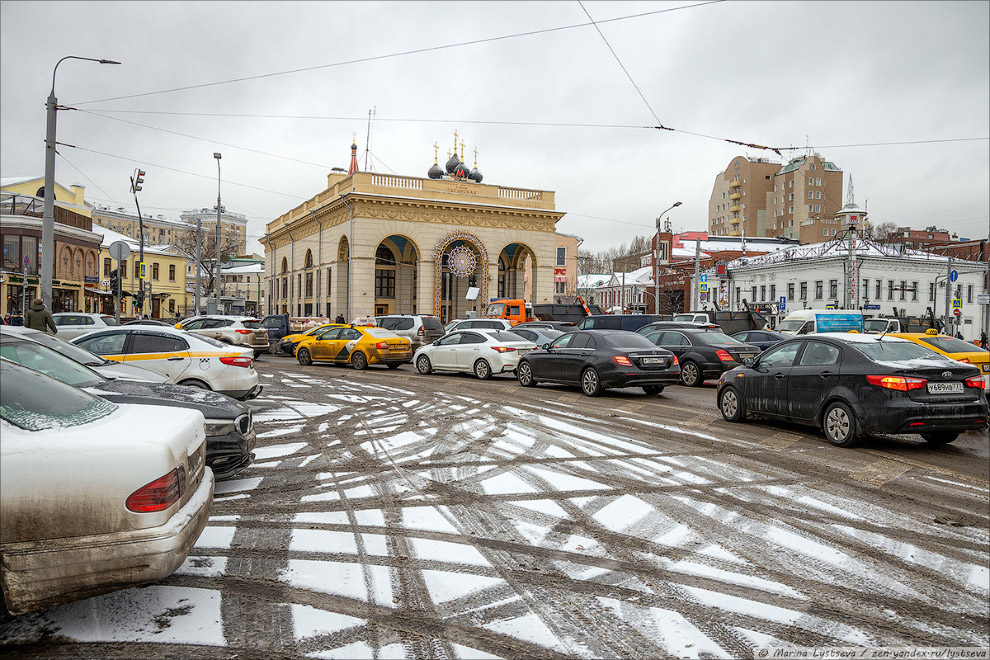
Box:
[264,143,565,323]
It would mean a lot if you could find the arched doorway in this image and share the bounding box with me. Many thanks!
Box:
[336,236,350,320]
[374,235,421,316]
[433,231,488,324]
[496,242,538,302]
[279,257,289,314]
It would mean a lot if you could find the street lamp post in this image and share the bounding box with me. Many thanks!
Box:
[654,202,681,315]
[213,152,222,313]
[42,56,120,308]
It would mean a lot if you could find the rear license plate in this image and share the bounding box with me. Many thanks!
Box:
[641,357,665,365]
[982,364,990,373]
[927,382,964,394]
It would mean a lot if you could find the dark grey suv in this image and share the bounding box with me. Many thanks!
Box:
[375,314,445,351]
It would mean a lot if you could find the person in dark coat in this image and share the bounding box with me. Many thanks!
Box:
[335,314,345,324]
[24,298,57,334]
[980,332,988,351]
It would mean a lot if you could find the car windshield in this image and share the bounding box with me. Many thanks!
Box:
[487,330,528,341]
[241,320,261,329]
[0,340,106,388]
[852,341,945,363]
[365,327,397,338]
[603,333,657,350]
[17,331,107,366]
[863,319,888,332]
[921,336,983,353]
[777,320,805,332]
[0,359,117,431]
[190,334,227,348]
[101,316,118,326]
[696,332,745,346]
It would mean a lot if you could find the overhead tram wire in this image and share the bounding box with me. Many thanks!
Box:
[55,152,126,210]
[67,2,724,107]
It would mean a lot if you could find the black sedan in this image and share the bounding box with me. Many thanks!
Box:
[516,330,680,396]
[0,331,255,479]
[642,328,761,387]
[716,334,987,447]
[731,329,789,352]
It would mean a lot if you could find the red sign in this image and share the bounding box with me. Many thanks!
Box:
[953,308,961,317]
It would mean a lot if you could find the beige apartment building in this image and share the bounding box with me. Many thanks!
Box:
[92,207,249,255]
[766,154,844,242]
[708,156,780,238]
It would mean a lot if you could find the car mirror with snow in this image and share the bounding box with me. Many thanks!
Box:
[744,357,755,367]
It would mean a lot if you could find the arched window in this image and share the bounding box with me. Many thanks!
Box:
[280,257,288,274]
[304,249,314,269]
[375,245,394,265]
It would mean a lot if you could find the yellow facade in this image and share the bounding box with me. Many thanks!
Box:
[97,245,189,319]
[0,177,92,218]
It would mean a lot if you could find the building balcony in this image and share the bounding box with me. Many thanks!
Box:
[729,180,741,188]
[729,192,741,200]
[729,205,741,213]
[728,230,741,236]
[729,217,740,225]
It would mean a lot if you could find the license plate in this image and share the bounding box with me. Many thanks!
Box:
[927,382,964,394]
[982,364,990,373]
[641,357,665,365]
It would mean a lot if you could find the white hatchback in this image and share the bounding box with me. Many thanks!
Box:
[414,329,537,379]
[71,326,262,400]
[51,312,119,340]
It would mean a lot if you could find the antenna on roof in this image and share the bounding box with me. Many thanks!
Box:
[363,107,376,172]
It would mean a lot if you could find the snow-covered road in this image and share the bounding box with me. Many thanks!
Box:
[3,364,988,658]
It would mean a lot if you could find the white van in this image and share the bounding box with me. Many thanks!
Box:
[777,309,864,336]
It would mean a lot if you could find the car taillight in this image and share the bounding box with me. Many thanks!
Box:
[866,374,927,391]
[716,349,734,362]
[672,356,679,366]
[417,326,424,336]
[491,346,516,353]
[235,329,252,334]
[126,467,183,512]
[958,358,971,363]
[220,356,253,368]
[376,342,389,349]
[964,375,986,389]
[612,355,633,366]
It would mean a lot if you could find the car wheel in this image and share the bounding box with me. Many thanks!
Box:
[719,386,746,422]
[643,385,664,395]
[581,367,603,397]
[297,348,313,366]
[680,361,701,387]
[518,361,536,387]
[351,352,368,370]
[474,359,492,380]
[178,379,212,390]
[386,362,401,370]
[416,355,433,374]
[822,401,860,447]
[921,431,960,445]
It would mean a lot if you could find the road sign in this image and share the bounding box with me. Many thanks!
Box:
[109,241,130,261]
[949,270,958,283]
[139,262,147,280]
[699,291,708,302]
[699,283,708,293]
[825,304,836,310]
[953,308,961,317]
[864,304,881,310]
[978,294,990,306]
[779,296,786,313]
[700,274,708,283]
[951,298,962,309]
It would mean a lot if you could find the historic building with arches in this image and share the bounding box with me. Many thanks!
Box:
[263,142,565,323]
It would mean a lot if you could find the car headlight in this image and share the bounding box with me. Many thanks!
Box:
[204,420,235,436]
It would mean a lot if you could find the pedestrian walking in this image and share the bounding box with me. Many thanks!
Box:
[23,298,57,334]
[335,313,345,324]
[980,332,988,350]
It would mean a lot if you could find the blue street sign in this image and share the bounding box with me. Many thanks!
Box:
[700,274,708,283]
[865,304,881,310]
[779,296,786,312]
[949,270,958,282]
[699,283,709,293]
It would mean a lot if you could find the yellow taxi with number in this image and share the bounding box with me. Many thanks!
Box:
[888,330,990,385]
[275,323,346,356]
[295,325,411,370]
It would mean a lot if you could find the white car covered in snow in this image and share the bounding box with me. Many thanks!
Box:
[0,359,214,615]
[71,326,262,400]
[414,329,538,379]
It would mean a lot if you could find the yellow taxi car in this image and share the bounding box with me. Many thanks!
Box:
[295,325,411,370]
[888,330,990,385]
[275,323,346,356]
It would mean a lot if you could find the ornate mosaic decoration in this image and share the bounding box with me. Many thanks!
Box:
[433,231,489,317]
[447,245,476,278]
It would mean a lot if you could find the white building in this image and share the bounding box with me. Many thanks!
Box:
[714,238,987,340]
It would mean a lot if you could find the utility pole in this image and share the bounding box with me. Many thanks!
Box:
[213,152,222,314]
[847,224,858,310]
[693,239,701,312]
[195,217,202,315]
[130,169,146,319]
[944,256,953,333]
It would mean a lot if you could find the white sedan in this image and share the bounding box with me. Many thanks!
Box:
[0,359,213,614]
[70,326,262,400]
[414,329,537,379]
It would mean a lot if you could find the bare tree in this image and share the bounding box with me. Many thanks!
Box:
[175,229,242,298]
[865,221,900,244]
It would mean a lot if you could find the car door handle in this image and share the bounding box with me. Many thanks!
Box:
[819,371,833,378]
[167,356,185,361]
[774,373,785,380]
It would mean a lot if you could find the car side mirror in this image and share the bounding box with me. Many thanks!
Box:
[744,357,755,367]
[542,343,551,351]
[433,339,440,345]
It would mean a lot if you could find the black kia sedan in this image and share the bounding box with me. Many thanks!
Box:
[731,329,789,352]
[641,328,761,387]
[516,330,680,396]
[716,333,987,447]
[0,330,255,479]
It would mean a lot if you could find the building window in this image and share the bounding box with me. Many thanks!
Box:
[800,282,808,300]
[327,268,332,299]
[887,280,894,300]
[789,193,794,201]
[862,278,869,300]
[809,177,814,185]
[169,264,176,281]
[808,191,814,199]
[789,207,794,214]
[816,205,821,213]
[911,281,918,302]
[297,274,302,298]
[555,280,565,295]
[811,163,816,171]
[816,178,822,185]
[751,286,757,302]
[556,247,566,267]
[760,285,766,301]
[134,260,140,278]
[967,284,973,303]
[305,272,313,297]
[899,280,906,301]
[829,280,838,299]
[168,299,175,313]
[809,205,814,213]
[735,287,741,305]
[375,268,395,298]
[103,257,111,276]
[152,262,159,281]
[816,191,821,199]
[787,283,794,300]
[928,282,935,302]
[769,284,776,301]
[282,276,288,299]
[815,281,823,299]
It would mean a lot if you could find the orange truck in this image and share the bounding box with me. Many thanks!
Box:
[483,298,534,325]
[484,297,600,325]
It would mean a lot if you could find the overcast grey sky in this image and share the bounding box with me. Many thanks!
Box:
[2,1,988,255]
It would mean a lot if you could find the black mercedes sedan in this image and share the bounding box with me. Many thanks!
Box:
[516,329,680,396]
[730,329,789,352]
[641,328,761,387]
[716,333,987,447]
[0,330,255,479]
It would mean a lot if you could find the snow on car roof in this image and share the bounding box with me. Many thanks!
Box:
[812,332,911,343]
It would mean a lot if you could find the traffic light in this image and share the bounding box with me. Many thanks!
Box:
[109,268,119,293]
[131,169,146,193]
[134,292,145,310]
